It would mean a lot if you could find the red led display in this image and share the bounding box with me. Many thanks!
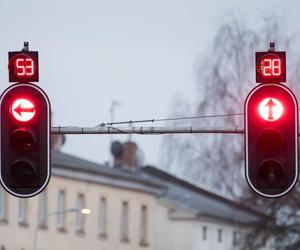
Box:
[256,52,286,83]
[261,58,281,76]
[15,58,35,76]
[8,51,39,83]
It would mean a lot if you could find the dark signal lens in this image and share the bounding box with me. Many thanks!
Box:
[10,159,37,187]
[258,129,285,154]
[11,128,37,152]
[258,160,286,188]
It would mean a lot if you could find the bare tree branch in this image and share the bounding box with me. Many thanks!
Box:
[162,12,300,249]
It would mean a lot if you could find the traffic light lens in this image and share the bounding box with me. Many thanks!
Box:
[11,129,36,152]
[11,98,36,122]
[10,159,36,187]
[258,160,286,188]
[258,129,285,154]
[258,97,283,121]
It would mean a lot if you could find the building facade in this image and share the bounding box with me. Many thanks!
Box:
[0,147,270,250]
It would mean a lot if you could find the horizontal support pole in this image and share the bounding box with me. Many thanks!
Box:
[51,126,244,135]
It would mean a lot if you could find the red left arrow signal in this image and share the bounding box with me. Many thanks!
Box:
[11,98,36,122]
[13,103,35,116]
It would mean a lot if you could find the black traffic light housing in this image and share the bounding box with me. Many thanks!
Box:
[245,83,298,198]
[0,83,50,198]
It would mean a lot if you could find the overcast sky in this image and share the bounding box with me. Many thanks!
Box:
[0,0,299,167]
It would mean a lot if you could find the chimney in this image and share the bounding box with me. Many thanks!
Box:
[111,140,143,170]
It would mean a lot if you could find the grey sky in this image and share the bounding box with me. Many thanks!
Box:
[0,0,299,167]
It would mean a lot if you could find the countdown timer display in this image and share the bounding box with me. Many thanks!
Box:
[256,51,286,83]
[8,51,39,83]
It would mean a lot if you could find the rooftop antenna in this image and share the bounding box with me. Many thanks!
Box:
[22,41,29,52]
[268,42,275,52]
[109,100,121,165]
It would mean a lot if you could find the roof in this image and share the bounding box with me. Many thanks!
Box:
[51,150,266,225]
[51,150,165,195]
[139,166,267,225]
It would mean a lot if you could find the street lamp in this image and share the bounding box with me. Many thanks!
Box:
[33,208,91,250]
[80,208,91,214]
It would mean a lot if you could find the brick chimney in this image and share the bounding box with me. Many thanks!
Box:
[111,141,142,170]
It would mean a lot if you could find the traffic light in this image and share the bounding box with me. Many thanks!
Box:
[245,83,298,198]
[0,83,50,198]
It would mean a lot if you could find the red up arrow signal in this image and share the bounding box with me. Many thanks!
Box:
[266,98,276,120]
[258,97,283,121]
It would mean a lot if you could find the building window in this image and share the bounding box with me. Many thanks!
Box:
[57,190,66,231]
[120,201,129,242]
[18,199,27,226]
[75,194,85,234]
[218,229,222,242]
[0,188,7,222]
[233,231,240,246]
[202,226,207,240]
[98,197,107,238]
[139,205,149,246]
[38,191,47,228]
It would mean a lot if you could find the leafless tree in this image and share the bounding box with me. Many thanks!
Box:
[161,12,300,249]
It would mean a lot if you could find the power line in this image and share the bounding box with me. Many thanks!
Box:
[100,112,244,126]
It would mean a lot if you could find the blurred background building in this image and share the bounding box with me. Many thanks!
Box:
[0,137,270,250]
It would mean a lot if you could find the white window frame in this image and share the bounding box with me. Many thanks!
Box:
[139,205,149,246]
[38,191,47,228]
[233,231,241,246]
[98,197,107,237]
[18,199,27,226]
[218,229,222,243]
[0,188,7,222]
[120,201,129,242]
[75,194,85,233]
[57,190,66,230]
[202,226,207,240]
